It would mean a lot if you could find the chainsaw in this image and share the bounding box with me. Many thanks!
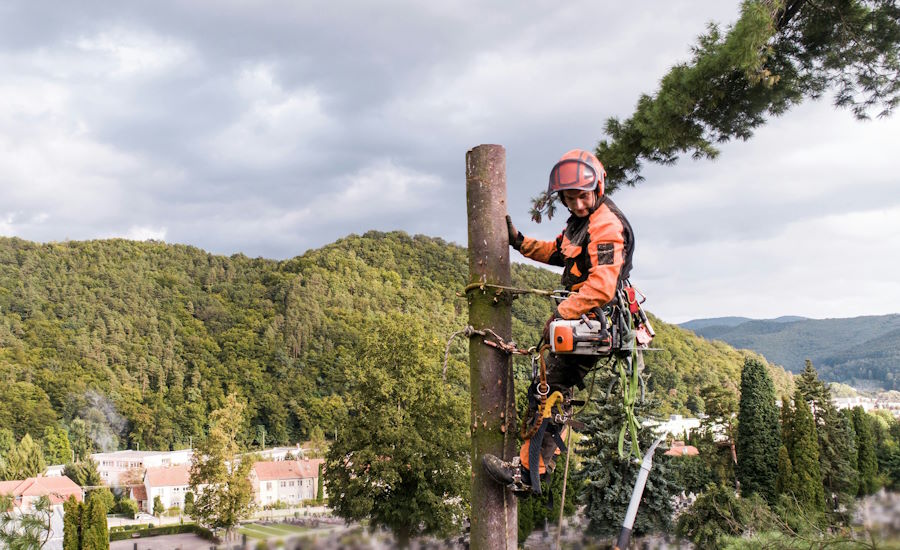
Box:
[548,285,655,355]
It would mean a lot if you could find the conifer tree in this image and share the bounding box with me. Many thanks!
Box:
[577,388,679,537]
[852,406,879,495]
[315,463,323,504]
[599,0,900,192]
[736,357,780,504]
[63,496,82,550]
[80,496,108,550]
[3,434,47,480]
[796,361,858,514]
[789,391,825,517]
[775,445,795,496]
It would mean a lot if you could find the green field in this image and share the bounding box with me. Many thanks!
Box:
[237,523,308,541]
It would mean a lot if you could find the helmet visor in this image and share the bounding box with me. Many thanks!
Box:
[548,159,599,193]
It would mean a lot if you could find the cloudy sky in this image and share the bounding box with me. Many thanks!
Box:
[1,0,898,323]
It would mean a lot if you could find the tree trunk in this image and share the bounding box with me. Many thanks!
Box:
[465,144,517,550]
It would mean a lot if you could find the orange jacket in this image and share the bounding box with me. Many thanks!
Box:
[519,197,633,319]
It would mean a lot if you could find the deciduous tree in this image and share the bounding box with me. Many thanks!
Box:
[324,314,468,548]
[189,392,255,541]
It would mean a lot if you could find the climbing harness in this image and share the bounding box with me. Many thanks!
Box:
[450,280,657,497]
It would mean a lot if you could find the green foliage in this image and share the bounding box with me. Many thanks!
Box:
[42,425,72,465]
[113,498,138,519]
[576,387,680,537]
[80,496,108,550]
[787,391,825,518]
[736,357,781,504]
[0,494,53,549]
[183,491,195,516]
[670,455,716,495]
[1,434,46,481]
[315,463,323,504]
[595,0,900,192]
[517,462,580,544]
[87,488,115,517]
[324,314,468,546]
[152,495,163,517]
[0,234,792,457]
[63,496,82,550]
[189,393,255,538]
[775,445,795,496]
[795,361,859,516]
[107,523,215,542]
[676,484,775,550]
[851,406,879,495]
[63,460,102,488]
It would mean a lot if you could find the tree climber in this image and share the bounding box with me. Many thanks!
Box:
[482,148,635,492]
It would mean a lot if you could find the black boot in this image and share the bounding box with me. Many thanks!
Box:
[482,455,530,492]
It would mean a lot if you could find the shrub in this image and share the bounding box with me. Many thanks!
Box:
[676,484,775,549]
[112,498,139,519]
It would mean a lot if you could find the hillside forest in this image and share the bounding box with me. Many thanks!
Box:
[0,232,792,454]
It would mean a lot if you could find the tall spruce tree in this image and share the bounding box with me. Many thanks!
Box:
[788,391,825,518]
[796,361,858,514]
[852,406,879,495]
[736,357,780,504]
[577,387,680,537]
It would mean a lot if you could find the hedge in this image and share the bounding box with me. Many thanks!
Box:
[108,523,217,542]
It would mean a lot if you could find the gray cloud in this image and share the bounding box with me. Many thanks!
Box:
[0,0,897,321]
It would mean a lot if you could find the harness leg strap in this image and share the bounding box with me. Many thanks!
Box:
[528,418,550,494]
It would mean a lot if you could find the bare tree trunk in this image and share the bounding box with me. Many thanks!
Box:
[465,144,517,550]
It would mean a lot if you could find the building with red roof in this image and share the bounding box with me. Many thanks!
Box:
[143,464,192,514]
[0,475,83,509]
[664,441,700,457]
[250,459,324,506]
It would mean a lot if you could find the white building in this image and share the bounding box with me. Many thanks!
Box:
[250,459,324,506]
[644,414,702,439]
[143,464,192,514]
[92,449,192,486]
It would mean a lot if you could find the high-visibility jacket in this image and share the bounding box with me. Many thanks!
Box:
[519,196,634,319]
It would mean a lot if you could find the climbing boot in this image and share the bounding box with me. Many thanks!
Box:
[481,454,530,493]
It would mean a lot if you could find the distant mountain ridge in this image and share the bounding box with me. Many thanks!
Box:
[681,314,900,390]
[680,316,807,331]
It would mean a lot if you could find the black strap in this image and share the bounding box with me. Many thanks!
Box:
[528,419,550,494]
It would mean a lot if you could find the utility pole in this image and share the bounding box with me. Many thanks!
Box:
[465,144,517,550]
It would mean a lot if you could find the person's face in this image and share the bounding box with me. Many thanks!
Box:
[562,189,596,218]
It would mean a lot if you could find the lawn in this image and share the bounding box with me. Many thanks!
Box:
[237,522,308,541]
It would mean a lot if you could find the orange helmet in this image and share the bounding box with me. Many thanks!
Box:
[547,149,606,195]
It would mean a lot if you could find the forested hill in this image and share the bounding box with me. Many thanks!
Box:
[683,315,900,390]
[0,233,791,453]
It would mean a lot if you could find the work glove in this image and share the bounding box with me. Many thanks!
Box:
[506,215,524,251]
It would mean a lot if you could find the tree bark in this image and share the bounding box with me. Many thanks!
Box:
[465,144,517,550]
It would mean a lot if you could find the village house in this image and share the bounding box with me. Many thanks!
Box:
[0,476,83,509]
[250,459,324,506]
[92,449,192,486]
[142,464,192,514]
